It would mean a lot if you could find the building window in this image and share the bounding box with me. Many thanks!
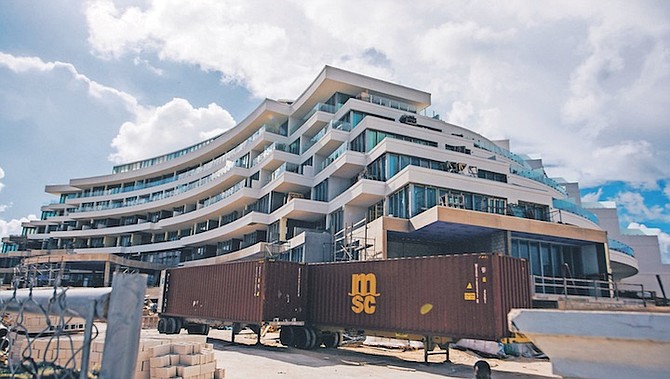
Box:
[289,139,300,155]
[367,200,384,222]
[329,208,344,233]
[388,186,409,219]
[313,179,328,202]
[365,129,438,152]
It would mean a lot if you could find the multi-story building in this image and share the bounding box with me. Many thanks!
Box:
[584,201,669,299]
[4,66,640,294]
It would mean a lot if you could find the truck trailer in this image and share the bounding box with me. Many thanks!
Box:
[157,253,531,358]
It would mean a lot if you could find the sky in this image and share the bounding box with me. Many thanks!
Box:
[0,1,669,261]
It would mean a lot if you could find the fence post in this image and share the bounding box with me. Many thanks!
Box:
[100,273,147,379]
[593,280,598,299]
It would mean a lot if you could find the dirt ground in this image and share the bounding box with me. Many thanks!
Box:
[196,329,558,379]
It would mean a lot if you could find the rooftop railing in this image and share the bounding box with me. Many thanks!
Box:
[473,140,531,169]
[608,238,635,257]
[359,93,417,113]
[552,198,599,224]
[112,137,217,174]
[513,168,568,196]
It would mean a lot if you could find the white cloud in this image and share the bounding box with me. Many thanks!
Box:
[1,51,237,165]
[0,166,5,193]
[616,191,669,223]
[0,215,38,239]
[82,0,670,189]
[109,98,236,164]
[581,188,603,202]
[0,51,140,114]
[627,222,670,263]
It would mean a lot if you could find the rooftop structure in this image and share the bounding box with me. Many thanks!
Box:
[3,66,639,294]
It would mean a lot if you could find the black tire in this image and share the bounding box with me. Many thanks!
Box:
[279,326,295,346]
[321,332,341,348]
[200,324,210,335]
[174,318,183,334]
[306,327,318,350]
[292,327,308,349]
[157,318,167,334]
[166,317,177,334]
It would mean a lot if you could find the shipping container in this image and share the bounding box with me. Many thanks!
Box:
[158,260,306,334]
[306,253,531,341]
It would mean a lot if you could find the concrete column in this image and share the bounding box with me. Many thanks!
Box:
[103,261,111,287]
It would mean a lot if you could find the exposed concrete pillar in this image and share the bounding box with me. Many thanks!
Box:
[103,261,111,287]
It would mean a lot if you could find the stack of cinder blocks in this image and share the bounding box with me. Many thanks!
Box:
[6,313,86,334]
[145,341,224,379]
[89,336,224,379]
[7,333,86,367]
[7,330,224,379]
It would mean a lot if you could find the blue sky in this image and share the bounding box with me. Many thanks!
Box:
[1,1,669,260]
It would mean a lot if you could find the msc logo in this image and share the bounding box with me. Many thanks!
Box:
[348,273,380,314]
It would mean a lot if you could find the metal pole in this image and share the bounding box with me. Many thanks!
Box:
[79,301,96,379]
[100,273,147,379]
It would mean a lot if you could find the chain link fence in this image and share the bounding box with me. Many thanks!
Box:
[0,274,146,378]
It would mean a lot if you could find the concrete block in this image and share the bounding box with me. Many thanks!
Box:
[150,365,176,378]
[172,343,193,355]
[150,355,170,368]
[176,364,200,377]
[201,351,215,364]
[169,353,181,366]
[150,343,172,357]
[200,361,216,375]
[179,353,201,365]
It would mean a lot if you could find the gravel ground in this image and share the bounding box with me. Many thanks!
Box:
[194,329,558,379]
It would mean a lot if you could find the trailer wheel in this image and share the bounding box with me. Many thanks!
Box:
[305,327,318,350]
[279,326,295,347]
[187,323,210,335]
[157,318,167,334]
[165,317,178,334]
[174,318,183,334]
[321,332,341,348]
[292,327,308,349]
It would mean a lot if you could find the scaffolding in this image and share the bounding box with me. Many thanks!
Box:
[332,218,376,261]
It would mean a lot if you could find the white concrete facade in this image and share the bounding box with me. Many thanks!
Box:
[6,66,637,287]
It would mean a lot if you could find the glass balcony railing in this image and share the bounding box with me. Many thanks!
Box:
[552,198,599,224]
[266,163,301,185]
[473,140,531,169]
[318,142,349,173]
[112,137,217,174]
[608,238,635,257]
[261,123,288,136]
[361,93,417,113]
[202,179,247,207]
[71,160,243,213]
[515,168,567,195]
[303,120,352,152]
[251,143,292,167]
[290,102,341,135]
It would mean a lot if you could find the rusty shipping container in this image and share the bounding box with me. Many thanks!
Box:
[161,260,307,325]
[307,253,531,340]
